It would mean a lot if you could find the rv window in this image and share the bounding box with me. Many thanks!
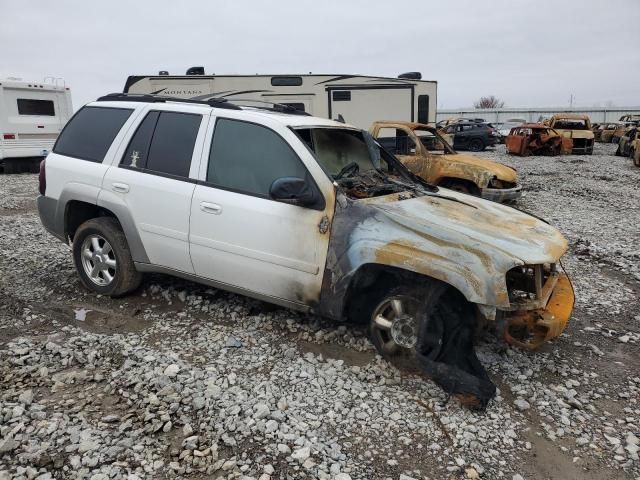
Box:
[270,76,303,86]
[120,111,160,169]
[207,118,307,197]
[332,91,351,102]
[53,106,133,163]
[145,112,201,177]
[17,99,55,116]
[417,95,430,124]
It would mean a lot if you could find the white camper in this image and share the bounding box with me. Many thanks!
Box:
[0,78,73,173]
[124,69,437,130]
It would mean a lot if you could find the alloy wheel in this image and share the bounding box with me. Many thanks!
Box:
[80,234,117,286]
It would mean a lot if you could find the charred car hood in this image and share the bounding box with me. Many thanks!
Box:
[446,153,518,183]
[365,189,567,266]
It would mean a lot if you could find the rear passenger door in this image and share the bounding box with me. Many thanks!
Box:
[101,105,209,273]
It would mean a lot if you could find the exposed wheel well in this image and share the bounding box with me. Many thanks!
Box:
[437,177,480,195]
[65,201,119,242]
[343,263,460,324]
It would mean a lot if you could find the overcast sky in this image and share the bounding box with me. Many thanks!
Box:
[2,0,639,111]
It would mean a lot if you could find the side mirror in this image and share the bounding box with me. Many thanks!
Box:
[269,177,317,207]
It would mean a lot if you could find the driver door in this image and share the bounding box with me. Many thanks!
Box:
[189,114,333,306]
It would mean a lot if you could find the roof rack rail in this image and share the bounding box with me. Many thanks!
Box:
[96,92,242,110]
[222,98,311,116]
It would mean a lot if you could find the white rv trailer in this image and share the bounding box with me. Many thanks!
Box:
[0,78,73,173]
[124,70,437,129]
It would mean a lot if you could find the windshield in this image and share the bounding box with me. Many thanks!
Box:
[553,118,589,130]
[295,126,436,199]
[296,128,379,178]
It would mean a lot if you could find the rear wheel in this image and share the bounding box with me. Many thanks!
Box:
[468,138,485,152]
[72,217,142,297]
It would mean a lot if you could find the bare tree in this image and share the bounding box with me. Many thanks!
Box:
[474,96,505,109]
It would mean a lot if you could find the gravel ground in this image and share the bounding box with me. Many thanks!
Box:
[0,143,638,480]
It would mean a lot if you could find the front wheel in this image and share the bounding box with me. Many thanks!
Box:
[369,286,422,359]
[468,138,485,152]
[72,217,142,297]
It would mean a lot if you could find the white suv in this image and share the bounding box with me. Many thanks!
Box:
[38,94,574,403]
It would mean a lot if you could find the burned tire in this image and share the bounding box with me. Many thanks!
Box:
[468,138,485,152]
[72,217,142,297]
[415,286,496,409]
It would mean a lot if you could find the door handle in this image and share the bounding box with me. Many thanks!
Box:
[200,202,222,214]
[111,182,130,193]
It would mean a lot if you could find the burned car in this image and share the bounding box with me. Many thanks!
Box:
[505,123,573,156]
[595,122,628,143]
[370,121,521,203]
[546,114,594,154]
[39,96,575,407]
[615,126,640,165]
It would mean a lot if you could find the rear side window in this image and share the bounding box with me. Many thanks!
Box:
[121,111,201,178]
[54,107,133,162]
[17,99,55,116]
[207,118,307,197]
[147,112,201,177]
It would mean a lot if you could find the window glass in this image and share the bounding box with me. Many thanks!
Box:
[270,76,303,86]
[208,118,307,196]
[332,91,351,101]
[53,106,133,162]
[121,111,159,168]
[17,99,55,116]
[146,112,201,177]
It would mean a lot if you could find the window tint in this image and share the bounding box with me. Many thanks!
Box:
[146,112,201,177]
[270,76,302,86]
[207,118,307,197]
[17,99,55,116]
[54,106,133,162]
[121,111,159,168]
[332,91,351,101]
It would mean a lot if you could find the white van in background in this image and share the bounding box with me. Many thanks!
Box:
[0,78,73,173]
[124,68,437,130]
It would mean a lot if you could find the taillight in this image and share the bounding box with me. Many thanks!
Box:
[3,133,16,140]
[38,159,46,195]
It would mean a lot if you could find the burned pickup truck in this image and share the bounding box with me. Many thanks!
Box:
[370,121,521,203]
[505,123,573,156]
[546,114,594,154]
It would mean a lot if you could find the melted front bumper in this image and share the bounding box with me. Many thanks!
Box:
[480,185,523,203]
[503,274,575,350]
